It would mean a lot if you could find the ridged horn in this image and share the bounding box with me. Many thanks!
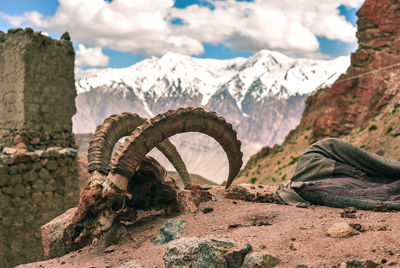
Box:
[107,107,243,190]
[87,112,191,186]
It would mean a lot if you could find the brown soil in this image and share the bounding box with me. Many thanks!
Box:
[25,185,400,268]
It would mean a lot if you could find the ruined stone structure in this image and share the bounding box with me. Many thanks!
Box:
[0,28,76,150]
[0,28,79,267]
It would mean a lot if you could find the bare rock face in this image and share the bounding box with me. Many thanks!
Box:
[297,0,400,142]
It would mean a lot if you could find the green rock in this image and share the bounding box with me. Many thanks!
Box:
[241,252,280,268]
[0,165,8,174]
[8,165,18,175]
[2,186,13,194]
[38,168,52,183]
[32,162,42,171]
[163,236,252,268]
[154,219,188,245]
[11,174,22,185]
[45,179,56,191]
[32,179,45,192]
[23,170,37,182]
[14,183,25,197]
[0,174,12,186]
[46,160,58,171]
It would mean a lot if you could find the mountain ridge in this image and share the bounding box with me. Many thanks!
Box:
[73,49,349,183]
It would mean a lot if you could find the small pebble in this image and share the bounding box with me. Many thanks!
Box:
[202,207,214,214]
[104,245,117,253]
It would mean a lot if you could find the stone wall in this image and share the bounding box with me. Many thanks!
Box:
[0,28,76,150]
[0,147,79,267]
[0,28,80,267]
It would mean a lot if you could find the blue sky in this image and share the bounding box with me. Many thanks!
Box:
[0,0,364,69]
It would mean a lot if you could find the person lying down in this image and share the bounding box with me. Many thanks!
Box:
[274,138,400,210]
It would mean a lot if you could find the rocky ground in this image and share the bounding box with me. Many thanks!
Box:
[20,184,400,268]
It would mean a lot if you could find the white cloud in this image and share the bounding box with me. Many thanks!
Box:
[75,44,110,68]
[1,0,364,59]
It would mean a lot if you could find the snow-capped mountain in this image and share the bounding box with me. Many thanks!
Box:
[73,50,349,183]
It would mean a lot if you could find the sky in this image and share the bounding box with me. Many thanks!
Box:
[0,0,364,69]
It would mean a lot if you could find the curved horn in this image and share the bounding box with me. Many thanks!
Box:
[87,112,191,186]
[107,107,243,190]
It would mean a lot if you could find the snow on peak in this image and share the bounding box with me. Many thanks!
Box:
[75,50,350,108]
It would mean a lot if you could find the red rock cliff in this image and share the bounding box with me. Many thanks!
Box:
[294,0,400,142]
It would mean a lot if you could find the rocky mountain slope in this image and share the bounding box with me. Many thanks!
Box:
[21,185,400,268]
[236,0,400,186]
[73,50,349,183]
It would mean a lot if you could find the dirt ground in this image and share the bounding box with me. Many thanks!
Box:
[23,185,400,268]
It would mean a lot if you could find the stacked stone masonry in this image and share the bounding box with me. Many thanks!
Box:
[0,28,80,267]
[0,147,79,267]
[0,28,77,150]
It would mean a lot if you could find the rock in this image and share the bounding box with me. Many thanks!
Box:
[119,261,146,268]
[30,137,40,145]
[163,236,251,268]
[202,207,214,214]
[341,207,357,218]
[46,147,62,157]
[327,222,359,238]
[225,185,255,201]
[0,174,11,186]
[228,223,242,229]
[241,251,280,268]
[104,245,117,253]
[154,219,188,245]
[41,207,77,258]
[8,165,18,175]
[339,259,378,268]
[349,223,363,232]
[373,203,388,212]
[3,147,17,155]
[14,153,32,163]
[392,128,400,137]
[59,148,78,157]
[175,187,213,213]
[225,242,252,268]
[14,142,31,153]
[60,32,70,41]
[0,164,8,174]
[14,183,25,197]
[13,135,29,145]
[38,168,53,183]
[46,159,58,171]
[252,192,275,203]
[1,155,14,165]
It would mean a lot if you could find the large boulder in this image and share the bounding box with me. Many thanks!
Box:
[163,236,252,268]
[41,207,78,258]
